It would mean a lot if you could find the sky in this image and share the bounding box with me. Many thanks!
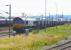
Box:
[0,0,71,17]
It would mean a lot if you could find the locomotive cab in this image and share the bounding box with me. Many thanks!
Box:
[13,17,25,33]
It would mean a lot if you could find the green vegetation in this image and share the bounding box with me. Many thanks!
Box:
[0,24,71,50]
[39,24,71,37]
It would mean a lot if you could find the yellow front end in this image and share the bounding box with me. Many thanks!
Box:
[13,24,24,29]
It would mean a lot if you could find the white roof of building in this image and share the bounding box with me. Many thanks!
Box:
[22,18,37,21]
[19,17,46,21]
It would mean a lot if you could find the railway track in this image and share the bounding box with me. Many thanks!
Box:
[0,33,16,38]
[46,40,71,50]
[0,27,14,37]
[60,46,71,50]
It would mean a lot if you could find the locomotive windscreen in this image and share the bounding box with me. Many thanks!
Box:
[13,17,24,24]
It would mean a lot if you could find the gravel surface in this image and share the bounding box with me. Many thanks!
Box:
[42,36,71,50]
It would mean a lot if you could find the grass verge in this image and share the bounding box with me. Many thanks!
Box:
[0,24,71,50]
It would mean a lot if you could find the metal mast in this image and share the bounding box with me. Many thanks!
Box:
[45,0,47,27]
[7,4,11,38]
[55,3,58,22]
[55,3,58,29]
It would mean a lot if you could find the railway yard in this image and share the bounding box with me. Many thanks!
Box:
[0,15,71,50]
[0,0,71,50]
[0,24,71,50]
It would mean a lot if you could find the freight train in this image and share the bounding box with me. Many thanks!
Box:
[13,17,71,33]
[0,16,71,34]
[0,18,13,27]
[0,18,9,27]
